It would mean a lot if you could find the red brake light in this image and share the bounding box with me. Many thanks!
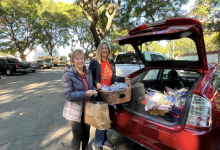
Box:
[126,51,135,54]
[15,64,18,68]
[186,94,212,130]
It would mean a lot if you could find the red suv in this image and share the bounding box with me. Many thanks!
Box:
[110,18,220,150]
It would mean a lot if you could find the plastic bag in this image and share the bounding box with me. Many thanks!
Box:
[165,86,177,96]
[177,88,188,96]
[102,82,128,92]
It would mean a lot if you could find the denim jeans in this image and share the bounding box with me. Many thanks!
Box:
[69,113,90,150]
[94,129,108,147]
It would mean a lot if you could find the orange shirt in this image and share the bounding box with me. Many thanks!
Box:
[100,60,112,86]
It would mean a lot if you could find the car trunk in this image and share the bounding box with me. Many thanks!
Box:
[113,18,208,126]
[119,68,202,126]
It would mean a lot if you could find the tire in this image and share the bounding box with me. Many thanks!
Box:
[32,70,35,72]
[40,66,44,69]
[22,72,27,75]
[6,68,13,76]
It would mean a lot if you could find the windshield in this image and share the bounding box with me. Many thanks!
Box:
[138,37,198,61]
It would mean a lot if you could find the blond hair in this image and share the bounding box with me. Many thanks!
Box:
[96,42,113,64]
[71,49,85,65]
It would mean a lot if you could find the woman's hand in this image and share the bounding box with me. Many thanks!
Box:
[96,83,102,90]
[125,77,131,84]
[86,90,97,97]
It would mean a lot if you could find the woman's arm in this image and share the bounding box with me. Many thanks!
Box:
[62,73,87,102]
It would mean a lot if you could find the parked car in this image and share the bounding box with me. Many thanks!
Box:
[85,60,91,69]
[36,60,52,69]
[114,51,167,77]
[110,18,220,150]
[27,61,38,72]
[0,56,29,75]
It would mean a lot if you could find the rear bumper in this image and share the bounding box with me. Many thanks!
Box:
[15,68,27,72]
[111,110,220,150]
[44,65,52,68]
[27,67,38,71]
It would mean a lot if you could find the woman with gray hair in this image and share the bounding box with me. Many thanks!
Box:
[89,42,130,150]
[62,49,97,150]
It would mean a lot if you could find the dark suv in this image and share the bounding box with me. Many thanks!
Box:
[0,56,29,75]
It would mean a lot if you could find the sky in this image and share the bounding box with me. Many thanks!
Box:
[27,0,196,61]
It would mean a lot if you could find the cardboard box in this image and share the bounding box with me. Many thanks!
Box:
[147,108,168,116]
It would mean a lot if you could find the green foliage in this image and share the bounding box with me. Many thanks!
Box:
[190,0,220,34]
[0,0,42,61]
[116,0,189,30]
[0,49,17,56]
[37,0,73,56]
[204,32,218,51]
[103,25,131,56]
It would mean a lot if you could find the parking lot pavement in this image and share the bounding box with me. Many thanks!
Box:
[0,66,147,150]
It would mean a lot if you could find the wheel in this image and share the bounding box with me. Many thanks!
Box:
[6,68,13,76]
[22,72,27,75]
[40,66,44,69]
[32,70,35,72]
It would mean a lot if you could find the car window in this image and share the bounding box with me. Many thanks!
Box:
[158,55,165,60]
[150,54,165,61]
[85,60,90,64]
[7,58,19,63]
[211,75,219,89]
[150,54,157,61]
[143,69,159,80]
[212,67,220,90]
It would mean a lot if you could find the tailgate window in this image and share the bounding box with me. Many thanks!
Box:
[141,37,198,61]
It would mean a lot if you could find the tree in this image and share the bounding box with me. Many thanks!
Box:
[68,9,96,59]
[0,0,42,61]
[113,0,189,53]
[102,24,130,57]
[37,0,72,56]
[77,0,121,48]
[204,32,218,51]
[116,0,188,29]
[190,0,220,34]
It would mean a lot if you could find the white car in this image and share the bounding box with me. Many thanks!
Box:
[114,51,168,77]
[85,60,91,69]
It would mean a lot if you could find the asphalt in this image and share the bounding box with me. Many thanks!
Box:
[0,66,147,150]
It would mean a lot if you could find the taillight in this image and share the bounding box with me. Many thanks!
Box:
[15,64,18,68]
[126,51,135,54]
[186,94,212,130]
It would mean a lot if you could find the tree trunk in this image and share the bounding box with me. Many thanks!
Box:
[49,50,53,57]
[90,23,101,48]
[20,51,27,61]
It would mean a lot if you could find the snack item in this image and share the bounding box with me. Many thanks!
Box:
[101,82,128,92]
